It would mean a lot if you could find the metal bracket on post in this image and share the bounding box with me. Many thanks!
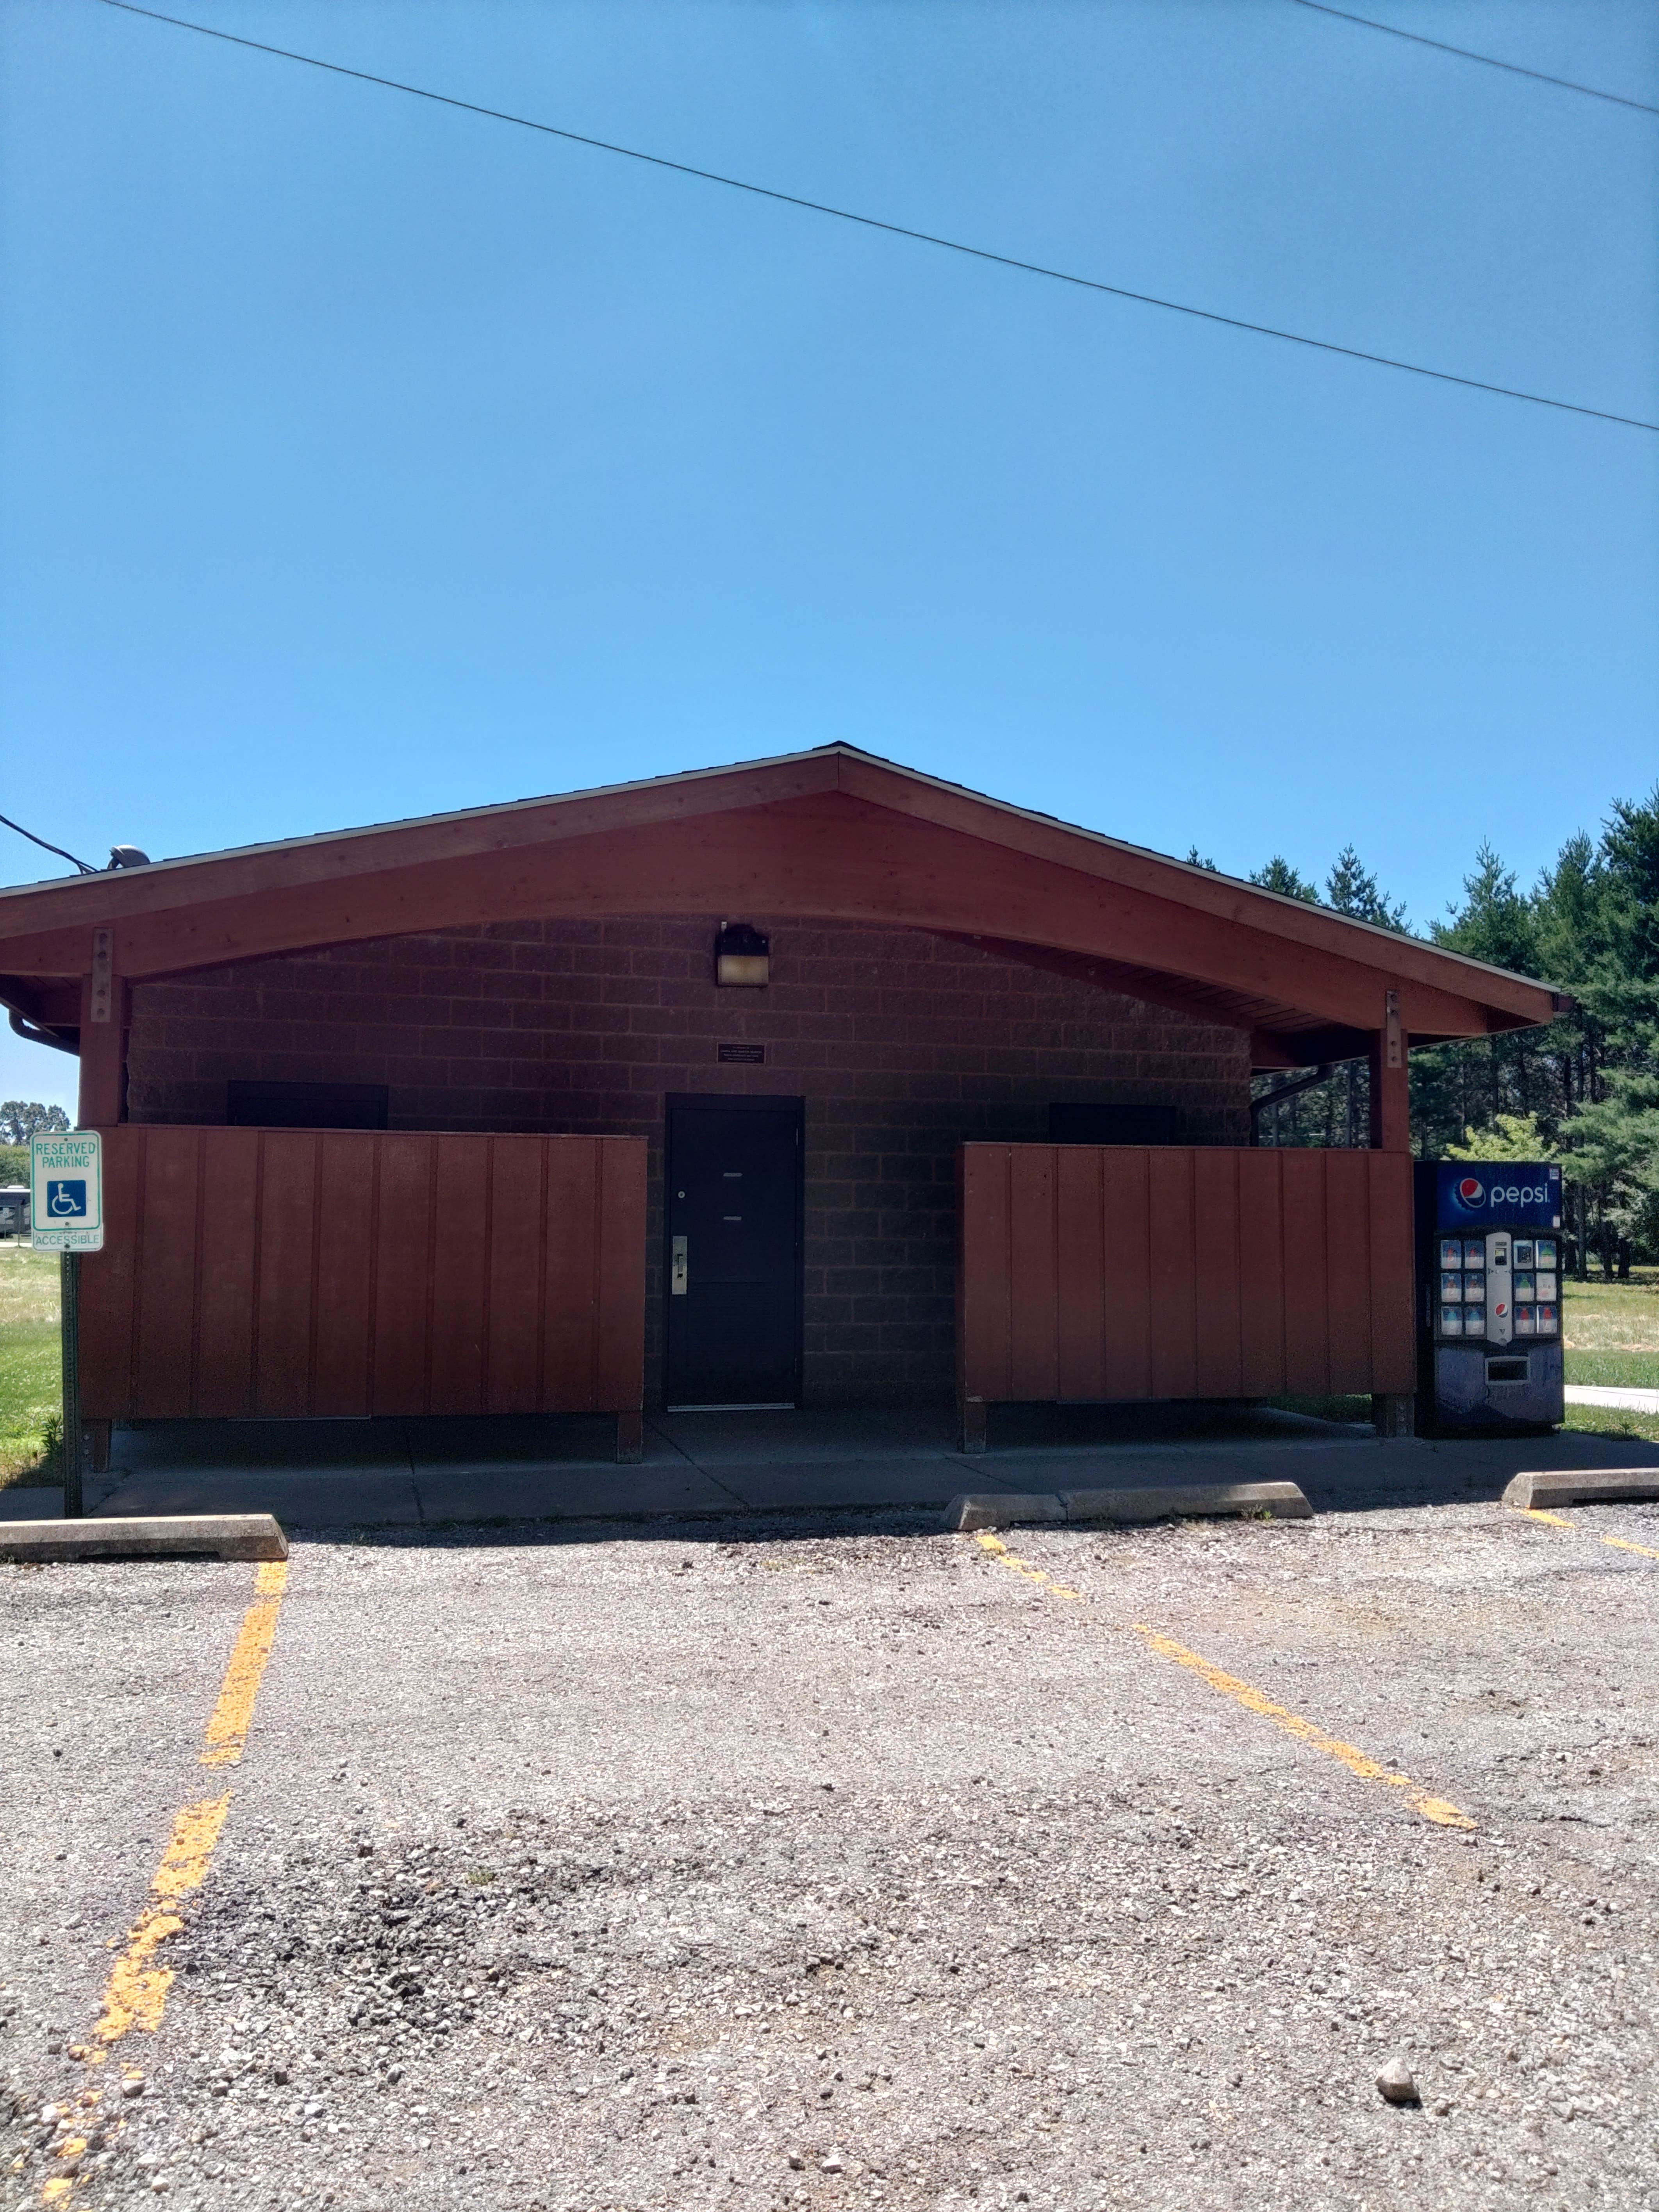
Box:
[61,1251,84,1518]
[1384,988,1402,1070]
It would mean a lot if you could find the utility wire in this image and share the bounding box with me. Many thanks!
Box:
[93,0,1659,435]
[0,813,96,876]
[1288,0,1659,117]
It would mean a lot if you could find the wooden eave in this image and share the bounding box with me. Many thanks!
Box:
[0,744,1562,1064]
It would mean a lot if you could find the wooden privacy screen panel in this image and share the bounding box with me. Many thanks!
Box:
[957,1144,1415,1406]
[78,1127,646,1420]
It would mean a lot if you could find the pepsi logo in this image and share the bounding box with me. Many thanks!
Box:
[1456,1176,1485,1208]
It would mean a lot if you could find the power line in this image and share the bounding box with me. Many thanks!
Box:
[93,0,1659,435]
[1288,0,1659,117]
[0,813,96,876]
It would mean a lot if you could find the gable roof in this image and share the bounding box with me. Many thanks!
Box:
[0,743,1562,1068]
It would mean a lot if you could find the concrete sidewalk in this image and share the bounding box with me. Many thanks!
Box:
[1565,1382,1659,1414]
[6,1401,1659,1531]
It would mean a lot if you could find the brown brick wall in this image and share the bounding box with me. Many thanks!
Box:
[126,919,1251,1407]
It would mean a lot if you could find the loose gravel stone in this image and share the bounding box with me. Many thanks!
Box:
[1376,2055,1420,2105]
[4,1500,1659,2208]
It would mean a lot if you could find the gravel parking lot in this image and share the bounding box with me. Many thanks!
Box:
[3,1493,1657,2211]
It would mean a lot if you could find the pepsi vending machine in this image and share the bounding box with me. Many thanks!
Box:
[1414,1162,1566,1434]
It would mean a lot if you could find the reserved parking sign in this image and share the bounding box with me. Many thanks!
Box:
[30,1129,104,1251]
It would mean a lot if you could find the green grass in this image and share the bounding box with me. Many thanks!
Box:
[0,1245,62,1485]
[1560,1401,1659,1449]
[1563,1268,1659,1390]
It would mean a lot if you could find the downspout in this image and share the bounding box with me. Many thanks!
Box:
[8,1006,78,1056]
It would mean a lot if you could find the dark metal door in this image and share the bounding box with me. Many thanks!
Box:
[665,1097,803,1408]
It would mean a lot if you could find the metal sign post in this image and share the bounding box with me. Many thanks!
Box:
[31,1130,104,1522]
[60,1252,83,1518]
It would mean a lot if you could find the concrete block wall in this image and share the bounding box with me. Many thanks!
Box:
[127,918,1252,1407]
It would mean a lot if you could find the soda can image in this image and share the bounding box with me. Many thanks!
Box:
[1440,1271,1462,1301]
[1439,1238,1462,1270]
[1513,1272,1535,1299]
[1439,1306,1463,1335]
[1536,1239,1557,1270]
[1513,1241,1534,1268]
[1535,1303,1557,1333]
[1514,1305,1535,1334]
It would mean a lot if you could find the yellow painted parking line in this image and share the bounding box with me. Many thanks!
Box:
[1521,1506,1659,1563]
[90,1794,232,2046]
[973,1529,1475,1832]
[201,1561,289,1766]
[1128,1624,1475,1828]
[51,1555,291,2206]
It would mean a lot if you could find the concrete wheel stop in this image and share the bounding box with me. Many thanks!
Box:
[0,1514,289,1564]
[1502,1468,1659,1511]
[944,1481,1313,1532]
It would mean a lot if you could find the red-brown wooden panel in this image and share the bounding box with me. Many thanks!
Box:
[543,1138,601,1407]
[485,1138,547,1413]
[78,1132,141,1420]
[429,1137,491,1416]
[1148,1149,1198,1400]
[958,1142,1414,1411]
[1055,1149,1107,1402]
[958,1147,1012,1406]
[253,1133,320,1418]
[195,1128,260,1416]
[1279,1150,1331,1397]
[1323,1151,1374,1397]
[132,1127,202,1418]
[371,1136,437,1414]
[312,1134,376,1416]
[77,1127,646,1423]
[594,1137,648,1413]
[1099,1148,1152,1399]
[1007,1149,1060,1402]
[1236,1149,1287,1397]
[1192,1149,1243,1399]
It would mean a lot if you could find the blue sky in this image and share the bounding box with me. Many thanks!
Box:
[2,0,1656,1113]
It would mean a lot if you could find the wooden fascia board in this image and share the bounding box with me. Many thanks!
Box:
[0,743,1559,1029]
[0,797,1531,1042]
[0,774,1552,1042]
[0,750,845,943]
[833,751,1558,1028]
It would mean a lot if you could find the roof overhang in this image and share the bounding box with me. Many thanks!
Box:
[0,744,1563,1067]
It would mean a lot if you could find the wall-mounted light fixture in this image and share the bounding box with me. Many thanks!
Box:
[714,920,770,987]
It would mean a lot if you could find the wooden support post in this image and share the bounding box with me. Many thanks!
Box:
[615,1408,644,1464]
[1370,987,1413,1438]
[77,941,128,1129]
[1368,988,1409,1154]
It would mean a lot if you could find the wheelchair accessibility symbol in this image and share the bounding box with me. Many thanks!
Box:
[47,1179,88,1220]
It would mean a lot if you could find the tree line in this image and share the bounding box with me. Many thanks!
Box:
[1235,787,1659,1276]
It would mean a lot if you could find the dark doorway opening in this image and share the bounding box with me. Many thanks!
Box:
[1048,1101,1179,1145]
[227,1079,390,1129]
[665,1095,803,1410]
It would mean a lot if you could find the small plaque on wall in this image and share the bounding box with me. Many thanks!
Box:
[718,1042,765,1065]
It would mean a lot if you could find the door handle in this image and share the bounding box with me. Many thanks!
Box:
[671,1235,689,1295]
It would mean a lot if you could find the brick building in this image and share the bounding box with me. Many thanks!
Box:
[0,746,1559,1448]
[125,917,1247,1408]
